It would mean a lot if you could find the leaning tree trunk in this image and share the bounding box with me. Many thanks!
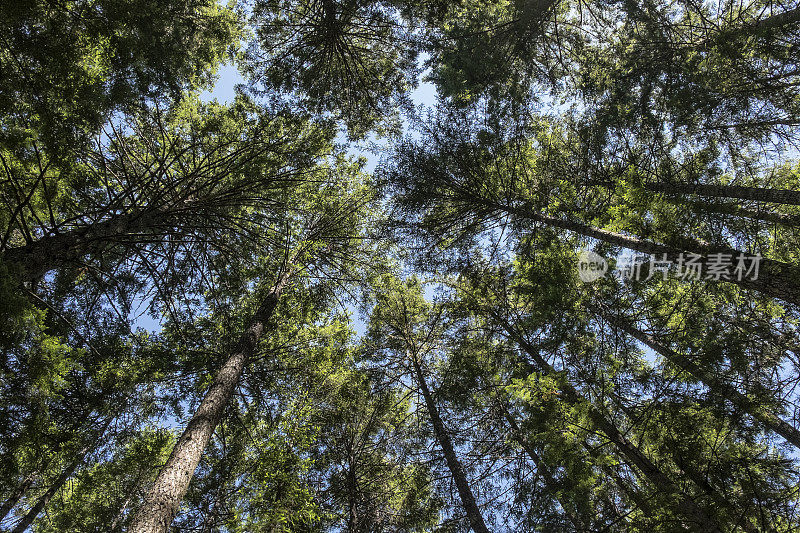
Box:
[493,315,724,532]
[109,468,149,532]
[661,196,800,227]
[501,202,800,306]
[599,461,656,519]
[719,6,800,37]
[8,414,113,533]
[9,444,91,533]
[0,471,39,523]
[128,268,293,533]
[644,182,800,206]
[598,355,762,532]
[408,351,490,533]
[500,405,588,530]
[2,208,165,281]
[598,308,800,450]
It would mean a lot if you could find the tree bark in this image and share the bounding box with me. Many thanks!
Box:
[0,471,38,523]
[503,202,800,306]
[600,309,800,450]
[661,196,800,227]
[493,315,723,532]
[500,405,588,530]
[128,268,293,533]
[644,182,800,206]
[729,6,800,36]
[10,444,91,533]
[408,351,490,533]
[2,209,164,281]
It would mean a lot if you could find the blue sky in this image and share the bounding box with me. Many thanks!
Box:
[133,63,438,334]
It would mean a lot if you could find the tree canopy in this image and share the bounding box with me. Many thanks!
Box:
[2,0,800,531]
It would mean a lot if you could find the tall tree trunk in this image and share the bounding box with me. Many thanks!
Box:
[128,268,293,533]
[493,315,723,532]
[604,370,761,533]
[10,444,91,533]
[500,405,588,530]
[347,449,358,533]
[0,471,38,523]
[2,209,163,281]
[8,415,112,533]
[109,468,149,532]
[501,202,800,306]
[600,461,656,519]
[644,182,800,206]
[408,351,490,533]
[728,6,800,36]
[598,309,800,450]
[661,196,800,227]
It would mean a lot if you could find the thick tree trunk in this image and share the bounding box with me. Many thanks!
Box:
[734,6,800,35]
[600,310,800,450]
[644,182,800,206]
[2,209,163,281]
[128,268,293,533]
[504,202,800,306]
[409,352,490,533]
[494,316,723,532]
[10,444,91,533]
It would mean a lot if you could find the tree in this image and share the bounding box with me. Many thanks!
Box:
[130,164,379,532]
[367,275,491,533]
[0,0,240,152]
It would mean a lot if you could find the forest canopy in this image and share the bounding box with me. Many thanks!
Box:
[2,0,800,531]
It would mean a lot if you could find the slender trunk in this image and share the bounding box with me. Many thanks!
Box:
[2,209,163,280]
[10,444,91,533]
[607,379,760,533]
[128,268,293,533]
[644,182,800,206]
[0,472,38,522]
[200,483,223,533]
[661,196,800,227]
[503,202,800,306]
[600,309,800,450]
[109,469,148,532]
[599,462,655,518]
[8,414,112,533]
[500,406,587,530]
[347,459,357,533]
[408,352,490,533]
[493,315,723,532]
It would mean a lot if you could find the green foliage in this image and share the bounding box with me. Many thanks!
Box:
[0,0,241,151]
[3,0,800,531]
